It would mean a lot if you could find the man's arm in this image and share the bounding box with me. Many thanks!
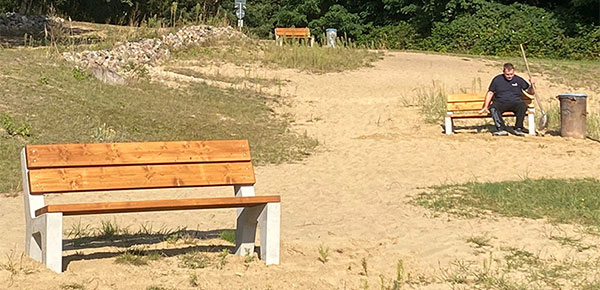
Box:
[526,77,536,95]
[479,91,494,114]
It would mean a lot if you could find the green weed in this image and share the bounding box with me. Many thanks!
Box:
[178,251,210,269]
[318,244,329,263]
[115,247,162,266]
[219,230,235,244]
[467,235,492,248]
[215,249,230,270]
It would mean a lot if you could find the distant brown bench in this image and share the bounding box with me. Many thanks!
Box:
[274,27,314,47]
[21,140,280,273]
[445,92,536,135]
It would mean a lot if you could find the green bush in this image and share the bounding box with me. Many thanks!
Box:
[424,2,563,57]
[359,22,419,49]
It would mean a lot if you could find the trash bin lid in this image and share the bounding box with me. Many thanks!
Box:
[558,93,587,98]
[326,28,337,32]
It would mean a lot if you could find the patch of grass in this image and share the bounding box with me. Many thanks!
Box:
[467,235,492,248]
[178,251,210,269]
[146,286,175,290]
[0,113,32,137]
[548,234,596,252]
[60,283,86,290]
[219,230,235,244]
[164,67,285,88]
[115,248,162,266]
[0,48,317,193]
[416,178,600,229]
[172,41,382,74]
[441,250,600,289]
[0,250,35,286]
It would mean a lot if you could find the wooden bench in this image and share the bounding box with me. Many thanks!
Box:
[21,140,280,273]
[445,93,536,135]
[274,27,314,47]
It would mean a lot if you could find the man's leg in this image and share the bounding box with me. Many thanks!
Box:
[512,101,527,130]
[489,102,508,132]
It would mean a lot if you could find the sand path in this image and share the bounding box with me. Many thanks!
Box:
[2,51,600,289]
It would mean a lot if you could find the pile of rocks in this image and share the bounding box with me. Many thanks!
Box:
[0,12,63,32]
[63,25,248,80]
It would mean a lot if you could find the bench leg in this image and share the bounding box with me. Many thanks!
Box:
[40,213,63,273]
[445,116,453,135]
[528,112,536,135]
[235,205,262,258]
[259,202,280,265]
[26,216,44,263]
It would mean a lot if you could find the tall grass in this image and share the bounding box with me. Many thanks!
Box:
[411,84,447,124]
[417,178,600,229]
[172,40,382,74]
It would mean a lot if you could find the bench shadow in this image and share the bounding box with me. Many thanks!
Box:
[440,124,495,134]
[63,229,228,250]
[61,228,244,271]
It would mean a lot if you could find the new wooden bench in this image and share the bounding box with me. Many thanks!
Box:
[274,27,314,47]
[21,140,280,273]
[445,93,536,135]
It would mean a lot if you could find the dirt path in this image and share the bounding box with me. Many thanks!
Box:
[2,51,600,289]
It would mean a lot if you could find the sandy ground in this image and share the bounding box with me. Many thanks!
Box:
[2,51,600,289]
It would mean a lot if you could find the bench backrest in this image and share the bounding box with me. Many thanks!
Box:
[24,140,255,195]
[274,27,311,37]
[447,92,534,112]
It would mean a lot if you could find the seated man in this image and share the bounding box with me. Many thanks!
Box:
[480,63,535,136]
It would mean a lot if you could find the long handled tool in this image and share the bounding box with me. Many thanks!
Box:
[520,44,549,130]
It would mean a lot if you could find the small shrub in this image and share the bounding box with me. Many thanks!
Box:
[219,230,235,244]
[178,251,210,269]
[96,219,124,239]
[189,273,199,287]
[215,249,230,270]
[318,245,329,263]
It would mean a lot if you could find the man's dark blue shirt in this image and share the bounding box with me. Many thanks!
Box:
[488,74,529,103]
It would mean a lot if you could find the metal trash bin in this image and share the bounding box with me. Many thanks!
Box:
[558,93,587,139]
[326,28,337,47]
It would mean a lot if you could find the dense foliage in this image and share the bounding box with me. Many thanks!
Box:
[2,0,599,59]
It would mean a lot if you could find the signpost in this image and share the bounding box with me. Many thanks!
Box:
[235,0,246,28]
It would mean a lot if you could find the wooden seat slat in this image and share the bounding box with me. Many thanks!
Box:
[28,161,255,194]
[450,112,519,118]
[275,28,310,36]
[447,101,533,111]
[26,140,251,169]
[35,196,281,216]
